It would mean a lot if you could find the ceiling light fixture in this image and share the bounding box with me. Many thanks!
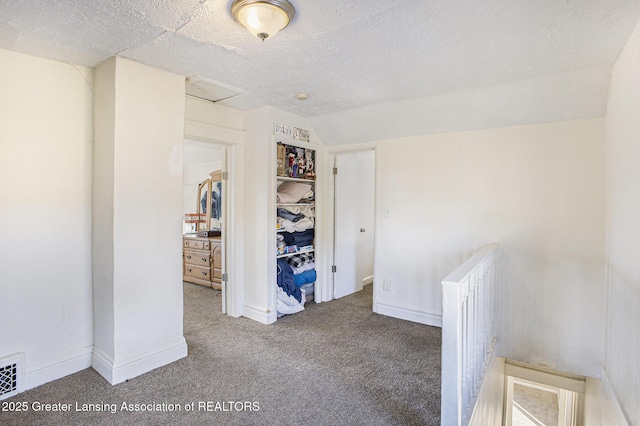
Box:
[231,0,295,41]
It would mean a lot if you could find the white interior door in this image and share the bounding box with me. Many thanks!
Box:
[333,151,375,299]
[220,146,227,314]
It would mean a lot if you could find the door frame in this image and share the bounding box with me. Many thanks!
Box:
[184,118,245,317]
[321,146,377,304]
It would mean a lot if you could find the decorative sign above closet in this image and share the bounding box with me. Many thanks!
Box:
[274,122,310,143]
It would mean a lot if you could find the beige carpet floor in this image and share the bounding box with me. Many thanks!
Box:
[2,283,442,425]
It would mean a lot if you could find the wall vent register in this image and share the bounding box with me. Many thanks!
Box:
[0,364,17,397]
[0,353,24,400]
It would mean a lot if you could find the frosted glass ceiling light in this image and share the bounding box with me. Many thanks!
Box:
[232,0,295,41]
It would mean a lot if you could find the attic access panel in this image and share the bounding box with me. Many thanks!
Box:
[185,76,247,103]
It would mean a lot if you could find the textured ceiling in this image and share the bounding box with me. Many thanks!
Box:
[1,0,639,144]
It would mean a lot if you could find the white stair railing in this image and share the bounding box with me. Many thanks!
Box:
[441,244,501,426]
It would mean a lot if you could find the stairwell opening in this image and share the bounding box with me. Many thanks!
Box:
[505,360,585,426]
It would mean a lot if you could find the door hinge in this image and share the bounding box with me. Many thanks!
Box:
[331,265,337,273]
[222,273,228,282]
[222,171,228,180]
[333,167,338,175]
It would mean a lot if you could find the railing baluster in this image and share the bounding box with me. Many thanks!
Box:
[441,244,500,426]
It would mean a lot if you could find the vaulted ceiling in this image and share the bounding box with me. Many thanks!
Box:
[2,0,639,144]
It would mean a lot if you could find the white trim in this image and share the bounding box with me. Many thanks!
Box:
[242,303,277,325]
[89,347,114,384]
[374,301,442,327]
[323,140,378,154]
[25,346,92,390]
[184,120,245,318]
[92,338,187,385]
[505,374,515,425]
[225,143,244,317]
[505,363,585,394]
[184,119,245,145]
[267,137,278,318]
[325,148,377,305]
[318,152,335,303]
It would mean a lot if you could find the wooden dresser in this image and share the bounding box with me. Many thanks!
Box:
[183,234,222,290]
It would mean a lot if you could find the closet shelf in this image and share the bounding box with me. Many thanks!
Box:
[277,203,315,207]
[276,248,315,259]
[276,176,315,183]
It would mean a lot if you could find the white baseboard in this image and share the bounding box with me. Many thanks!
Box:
[92,337,187,385]
[374,301,442,327]
[25,345,93,391]
[363,275,374,286]
[243,303,276,324]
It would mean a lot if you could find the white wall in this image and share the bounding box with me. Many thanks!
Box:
[0,48,94,388]
[603,17,640,425]
[92,57,187,384]
[373,119,605,376]
[242,106,323,323]
[584,374,629,426]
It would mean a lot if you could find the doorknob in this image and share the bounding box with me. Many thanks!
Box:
[360,228,366,232]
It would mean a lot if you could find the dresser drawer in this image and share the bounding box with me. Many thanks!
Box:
[184,250,211,266]
[186,239,209,250]
[184,264,211,280]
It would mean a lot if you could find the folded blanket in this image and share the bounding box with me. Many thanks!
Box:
[277,216,314,233]
[293,269,316,287]
[278,205,315,218]
[291,261,315,275]
[282,229,314,247]
[286,252,314,269]
[277,181,312,204]
[277,207,306,222]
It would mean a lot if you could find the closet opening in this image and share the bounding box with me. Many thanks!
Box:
[275,139,318,319]
[182,139,228,313]
[331,150,376,303]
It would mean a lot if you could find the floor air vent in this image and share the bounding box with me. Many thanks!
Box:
[0,353,25,400]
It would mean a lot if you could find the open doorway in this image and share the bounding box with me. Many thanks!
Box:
[182,139,227,312]
[332,150,376,300]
